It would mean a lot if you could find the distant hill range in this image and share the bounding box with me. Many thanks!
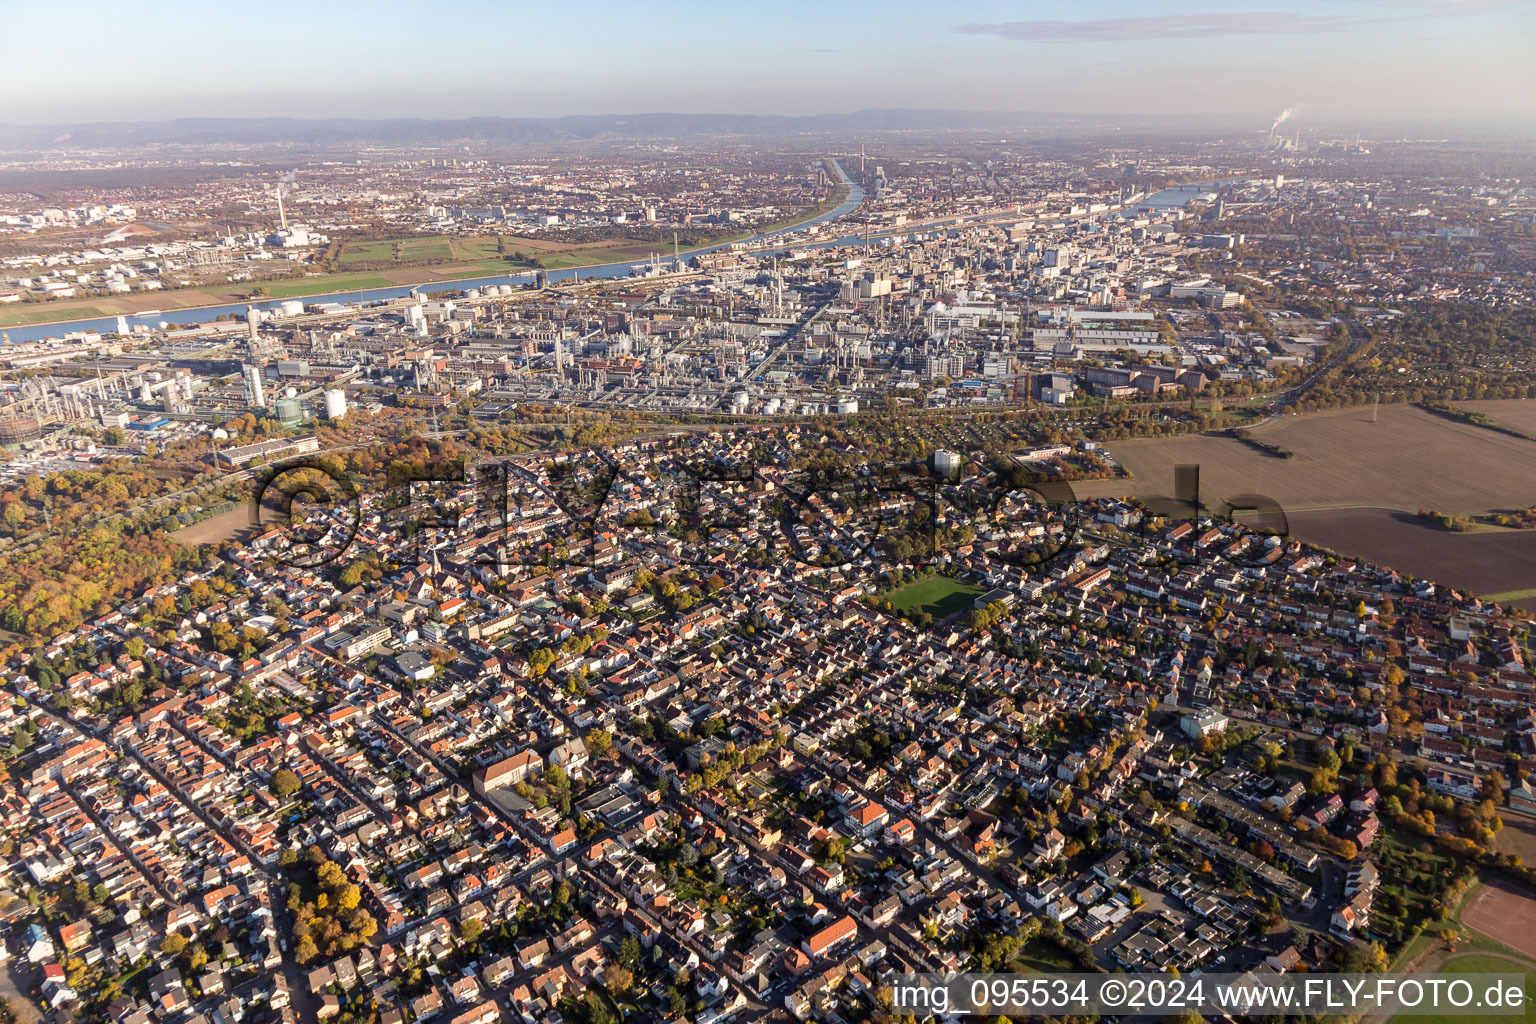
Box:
[0,109,1184,150]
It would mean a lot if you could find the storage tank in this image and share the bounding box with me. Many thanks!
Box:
[277,300,304,317]
[274,399,303,427]
[0,416,42,445]
[323,388,347,420]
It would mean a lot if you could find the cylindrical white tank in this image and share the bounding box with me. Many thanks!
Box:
[323,388,347,420]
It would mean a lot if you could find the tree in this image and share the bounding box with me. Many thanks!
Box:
[160,933,187,957]
[529,647,555,677]
[460,919,483,944]
[605,965,633,996]
[295,935,320,964]
[271,769,302,799]
[586,727,612,758]
[1343,940,1389,973]
[316,861,347,891]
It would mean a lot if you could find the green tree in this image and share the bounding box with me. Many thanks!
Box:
[271,769,302,799]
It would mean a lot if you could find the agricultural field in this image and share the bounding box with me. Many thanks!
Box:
[0,287,242,328]
[335,233,720,277]
[337,239,397,263]
[175,503,255,547]
[339,234,451,262]
[887,575,984,619]
[0,303,109,325]
[1288,509,1536,610]
[261,272,399,297]
[1077,404,1536,607]
[1091,403,1536,517]
[1462,398,1536,437]
[340,236,488,266]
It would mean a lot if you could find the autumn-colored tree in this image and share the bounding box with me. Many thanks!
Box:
[586,727,612,758]
[605,965,633,995]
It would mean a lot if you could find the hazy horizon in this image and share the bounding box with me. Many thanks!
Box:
[3,107,1536,130]
[5,0,1534,127]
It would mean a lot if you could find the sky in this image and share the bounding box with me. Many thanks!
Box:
[3,0,1534,125]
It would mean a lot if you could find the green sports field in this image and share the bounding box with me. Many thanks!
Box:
[1393,953,1534,1024]
[887,575,984,619]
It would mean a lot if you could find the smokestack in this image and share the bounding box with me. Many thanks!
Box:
[1268,106,1295,148]
[276,183,287,231]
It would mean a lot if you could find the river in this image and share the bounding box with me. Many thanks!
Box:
[1139,176,1254,208]
[3,160,866,345]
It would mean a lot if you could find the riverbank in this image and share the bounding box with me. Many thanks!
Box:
[0,173,858,336]
[0,233,727,330]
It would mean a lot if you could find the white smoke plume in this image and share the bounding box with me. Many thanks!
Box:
[1271,107,1296,132]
